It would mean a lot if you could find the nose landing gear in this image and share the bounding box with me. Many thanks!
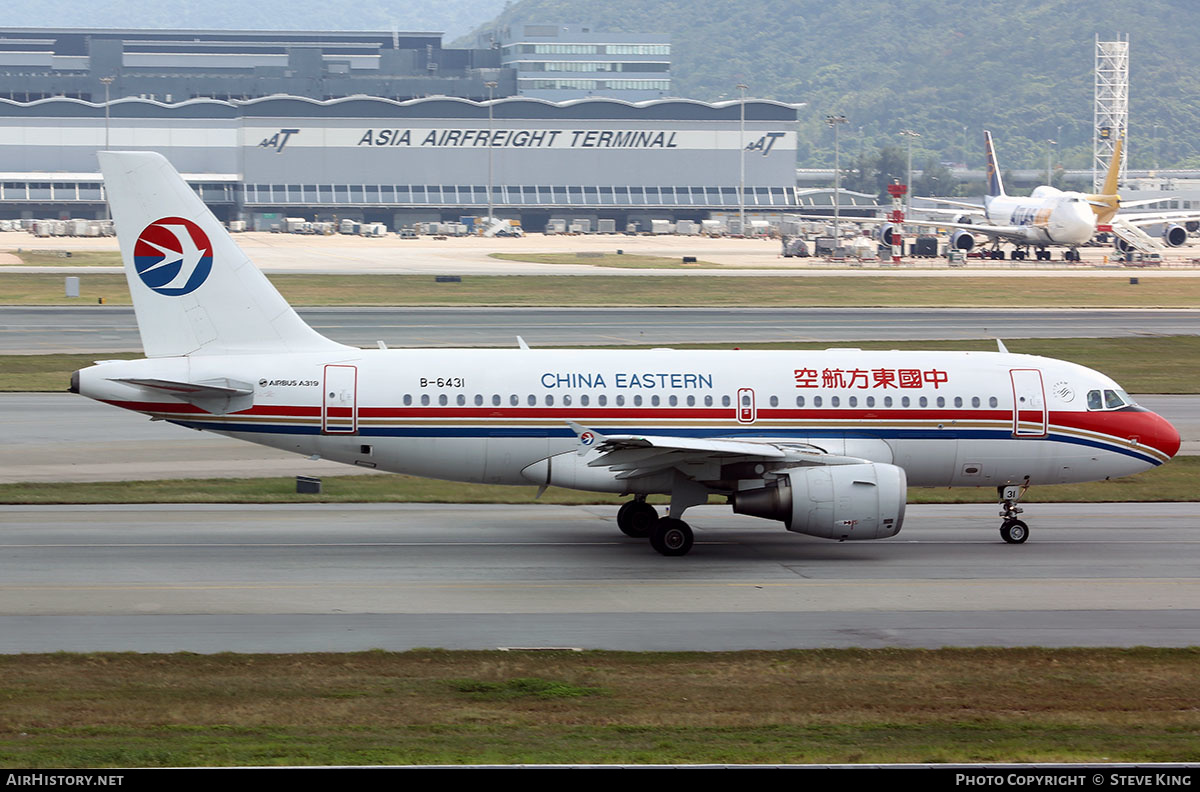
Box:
[998,483,1030,544]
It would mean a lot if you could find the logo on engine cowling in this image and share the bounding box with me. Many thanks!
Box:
[133,217,214,296]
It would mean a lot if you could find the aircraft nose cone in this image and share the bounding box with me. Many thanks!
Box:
[1132,410,1181,461]
[1149,411,1182,460]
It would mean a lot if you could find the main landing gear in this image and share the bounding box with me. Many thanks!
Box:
[616,497,657,538]
[998,483,1030,544]
[616,497,696,557]
[1015,247,1053,261]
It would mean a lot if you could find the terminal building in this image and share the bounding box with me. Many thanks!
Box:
[0,27,508,103]
[0,94,803,229]
[479,23,671,102]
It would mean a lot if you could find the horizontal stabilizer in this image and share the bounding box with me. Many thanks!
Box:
[109,376,254,415]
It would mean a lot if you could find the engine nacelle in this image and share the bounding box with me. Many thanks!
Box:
[948,229,976,252]
[1162,224,1188,247]
[731,463,907,540]
[1113,236,1133,254]
[874,223,898,246]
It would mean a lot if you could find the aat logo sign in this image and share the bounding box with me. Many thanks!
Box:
[258,128,300,152]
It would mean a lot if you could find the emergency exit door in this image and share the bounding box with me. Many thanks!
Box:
[1010,369,1047,437]
[737,388,756,424]
[323,364,358,434]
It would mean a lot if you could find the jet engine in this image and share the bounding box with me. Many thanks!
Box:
[874,223,898,246]
[1113,236,1133,254]
[731,463,906,540]
[1162,224,1188,247]
[948,229,976,252]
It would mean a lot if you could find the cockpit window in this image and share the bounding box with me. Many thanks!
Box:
[1088,388,1135,410]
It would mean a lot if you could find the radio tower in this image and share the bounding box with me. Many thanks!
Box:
[1094,34,1129,191]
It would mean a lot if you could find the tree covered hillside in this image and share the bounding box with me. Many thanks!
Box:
[466,0,1200,169]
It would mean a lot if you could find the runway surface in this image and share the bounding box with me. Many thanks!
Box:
[4,305,1199,353]
[2,502,1197,653]
[2,392,1196,483]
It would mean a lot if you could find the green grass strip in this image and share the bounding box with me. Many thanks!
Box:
[6,272,1200,307]
[1,648,1197,766]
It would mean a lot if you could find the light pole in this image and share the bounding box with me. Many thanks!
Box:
[99,76,114,221]
[826,114,847,245]
[99,76,114,150]
[737,83,748,235]
[899,129,920,216]
[1045,139,1057,185]
[485,80,497,226]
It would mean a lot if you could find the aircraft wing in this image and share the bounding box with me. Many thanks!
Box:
[901,218,1029,243]
[789,213,880,224]
[1118,210,1200,227]
[911,197,986,211]
[909,206,984,218]
[583,432,865,482]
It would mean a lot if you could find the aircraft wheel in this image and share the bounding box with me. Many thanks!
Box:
[1000,519,1029,544]
[617,499,658,538]
[650,517,694,556]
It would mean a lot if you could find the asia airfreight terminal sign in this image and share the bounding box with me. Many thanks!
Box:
[357,128,700,149]
[253,127,791,154]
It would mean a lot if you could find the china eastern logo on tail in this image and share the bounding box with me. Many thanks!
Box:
[133,217,213,296]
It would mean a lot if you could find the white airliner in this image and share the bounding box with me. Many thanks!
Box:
[899,130,1098,260]
[72,152,1180,556]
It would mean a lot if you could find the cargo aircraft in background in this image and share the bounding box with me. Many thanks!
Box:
[72,152,1179,556]
[910,132,1200,257]
[887,130,1098,261]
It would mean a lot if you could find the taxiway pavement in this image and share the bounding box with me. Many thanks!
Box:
[1,502,1197,653]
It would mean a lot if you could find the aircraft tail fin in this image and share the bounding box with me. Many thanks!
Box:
[1101,135,1123,196]
[983,130,1005,198]
[98,151,349,358]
